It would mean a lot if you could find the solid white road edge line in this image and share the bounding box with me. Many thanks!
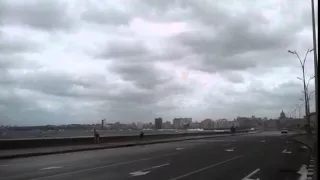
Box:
[169,155,243,180]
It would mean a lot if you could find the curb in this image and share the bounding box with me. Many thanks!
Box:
[306,155,316,180]
[292,135,314,149]
[0,131,259,160]
[293,135,316,180]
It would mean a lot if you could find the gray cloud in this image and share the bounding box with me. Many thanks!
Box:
[0,0,73,31]
[80,2,132,26]
[109,62,174,90]
[0,32,39,54]
[98,40,150,60]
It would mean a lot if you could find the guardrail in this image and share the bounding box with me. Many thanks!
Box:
[0,130,249,150]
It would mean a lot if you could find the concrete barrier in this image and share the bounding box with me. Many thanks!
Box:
[0,130,248,150]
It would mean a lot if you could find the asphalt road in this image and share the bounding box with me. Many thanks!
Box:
[0,131,311,180]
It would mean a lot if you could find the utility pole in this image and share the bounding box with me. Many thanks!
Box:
[311,0,318,179]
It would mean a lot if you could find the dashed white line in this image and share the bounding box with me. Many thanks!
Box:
[0,164,10,167]
[225,147,235,152]
[169,155,243,180]
[242,168,260,180]
[176,148,185,150]
[129,163,170,177]
[29,152,177,180]
[40,166,63,171]
[282,149,292,154]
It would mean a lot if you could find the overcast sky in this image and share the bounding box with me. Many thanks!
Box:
[0,0,318,126]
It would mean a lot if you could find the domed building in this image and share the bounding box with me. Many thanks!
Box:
[279,110,286,120]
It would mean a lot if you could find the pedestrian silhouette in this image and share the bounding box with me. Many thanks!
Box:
[94,128,100,144]
[139,131,144,140]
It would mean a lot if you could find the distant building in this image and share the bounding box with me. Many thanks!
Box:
[101,119,106,129]
[263,120,279,129]
[236,117,258,128]
[190,122,201,129]
[201,119,214,129]
[232,120,240,128]
[173,118,192,129]
[155,118,163,129]
[279,110,286,119]
[215,119,233,129]
[136,122,144,129]
[162,121,173,129]
[173,118,182,129]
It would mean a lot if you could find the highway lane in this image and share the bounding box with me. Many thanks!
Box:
[0,131,311,180]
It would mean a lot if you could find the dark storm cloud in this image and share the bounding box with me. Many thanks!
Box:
[0,0,73,31]
[109,62,174,90]
[172,15,297,72]
[80,2,132,26]
[220,72,245,84]
[98,40,150,60]
[9,71,111,99]
[0,32,39,54]
[218,81,308,117]
[136,0,309,73]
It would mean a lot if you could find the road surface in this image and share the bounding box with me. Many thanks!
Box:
[0,131,311,180]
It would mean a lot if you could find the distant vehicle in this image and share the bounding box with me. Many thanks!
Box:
[281,128,288,134]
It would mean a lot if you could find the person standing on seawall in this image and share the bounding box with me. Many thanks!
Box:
[94,128,100,144]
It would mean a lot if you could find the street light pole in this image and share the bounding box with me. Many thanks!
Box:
[288,49,313,134]
[297,103,303,119]
[311,0,318,178]
[304,76,315,121]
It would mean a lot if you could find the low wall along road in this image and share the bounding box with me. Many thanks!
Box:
[0,130,250,150]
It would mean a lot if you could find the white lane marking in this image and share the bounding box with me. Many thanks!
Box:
[282,149,292,154]
[176,148,185,150]
[286,141,292,144]
[40,166,63,171]
[29,153,177,180]
[301,145,308,149]
[0,164,10,167]
[298,164,308,180]
[309,165,314,168]
[169,155,243,180]
[242,168,260,180]
[260,140,266,143]
[225,148,235,152]
[130,171,149,176]
[129,163,170,177]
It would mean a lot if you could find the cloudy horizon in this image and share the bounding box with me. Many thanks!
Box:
[0,0,318,126]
